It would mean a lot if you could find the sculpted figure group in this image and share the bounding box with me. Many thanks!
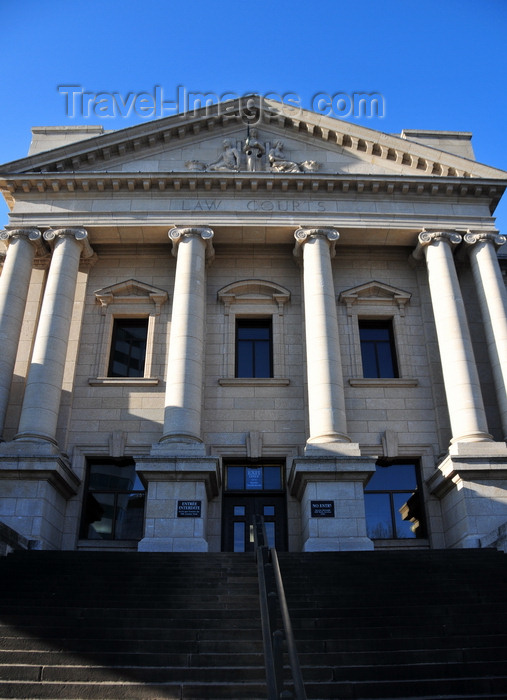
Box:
[186,131,319,173]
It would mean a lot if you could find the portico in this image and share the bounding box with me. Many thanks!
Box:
[1,98,507,553]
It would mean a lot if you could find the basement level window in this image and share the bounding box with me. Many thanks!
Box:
[80,459,145,541]
[364,460,426,540]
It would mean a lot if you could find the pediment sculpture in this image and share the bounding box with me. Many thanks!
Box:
[186,135,320,173]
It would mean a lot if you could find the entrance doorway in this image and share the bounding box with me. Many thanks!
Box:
[221,463,287,552]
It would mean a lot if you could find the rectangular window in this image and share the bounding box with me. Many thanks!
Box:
[80,458,145,541]
[364,460,426,539]
[236,318,273,378]
[108,318,148,378]
[359,320,398,378]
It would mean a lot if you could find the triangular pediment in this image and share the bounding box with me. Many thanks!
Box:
[339,281,411,314]
[94,279,168,313]
[1,97,506,182]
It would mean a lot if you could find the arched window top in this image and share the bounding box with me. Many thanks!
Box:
[218,279,290,306]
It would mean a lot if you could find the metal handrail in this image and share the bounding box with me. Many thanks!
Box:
[253,515,307,700]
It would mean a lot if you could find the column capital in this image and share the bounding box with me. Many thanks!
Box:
[168,226,215,262]
[0,228,47,257]
[293,226,340,259]
[412,229,462,261]
[43,227,95,259]
[464,231,507,249]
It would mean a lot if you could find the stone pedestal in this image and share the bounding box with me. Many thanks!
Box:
[290,454,376,551]
[0,439,80,549]
[428,441,507,548]
[135,451,220,552]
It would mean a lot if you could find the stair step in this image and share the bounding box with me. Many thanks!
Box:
[1,549,507,700]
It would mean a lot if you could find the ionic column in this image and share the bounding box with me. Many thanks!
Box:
[413,230,491,443]
[0,229,46,439]
[160,226,214,445]
[294,227,351,446]
[464,232,507,440]
[15,228,94,444]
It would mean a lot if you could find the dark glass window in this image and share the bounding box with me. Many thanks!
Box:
[359,320,398,378]
[364,460,426,539]
[108,318,148,377]
[225,464,282,491]
[236,319,272,378]
[80,459,145,540]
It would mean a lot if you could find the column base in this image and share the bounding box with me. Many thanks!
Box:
[135,448,220,553]
[290,452,376,552]
[0,441,80,550]
[428,443,507,549]
[151,441,207,457]
[304,441,362,457]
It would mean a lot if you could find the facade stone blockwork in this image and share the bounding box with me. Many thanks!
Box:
[1,98,507,553]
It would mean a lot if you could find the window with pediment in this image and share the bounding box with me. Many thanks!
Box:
[218,280,290,385]
[339,281,417,386]
[90,279,168,386]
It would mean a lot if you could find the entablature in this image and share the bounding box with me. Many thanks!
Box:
[1,173,504,204]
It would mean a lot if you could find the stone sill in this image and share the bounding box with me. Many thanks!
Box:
[88,377,159,386]
[349,377,418,388]
[218,378,290,387]
[77,539,140,550]
[373,538,429,550]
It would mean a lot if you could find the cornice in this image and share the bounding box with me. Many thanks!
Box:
[1,172,504,211]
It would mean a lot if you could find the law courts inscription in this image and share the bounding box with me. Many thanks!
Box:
[170,199,332,212]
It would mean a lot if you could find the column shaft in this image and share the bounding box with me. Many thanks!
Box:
[465,233,507,439]
[295,228,350,444]
[16,229,90,444]
[417,231,491,443]
[0,230,42,438]
[161,227,213,444]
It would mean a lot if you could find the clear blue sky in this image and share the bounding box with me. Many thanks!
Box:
[1,0,506,233]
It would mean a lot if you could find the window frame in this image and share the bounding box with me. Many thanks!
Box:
[79,457,146,542]
[108,317,149,378]
[364,459,427,540]
[235,317,273,378]
[339,280,417,386]
[358,318,399,379]
[218,279,290,385]
[90,279,168,386]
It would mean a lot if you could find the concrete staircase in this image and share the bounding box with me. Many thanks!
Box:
[278,549,507,699]
[0,551,265,699]
[0,549,506,699]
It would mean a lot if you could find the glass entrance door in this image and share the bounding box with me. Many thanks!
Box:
[222,462,287,552]
[222,495,287,552]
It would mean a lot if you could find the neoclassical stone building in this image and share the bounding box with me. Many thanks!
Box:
[1,97,507,553]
